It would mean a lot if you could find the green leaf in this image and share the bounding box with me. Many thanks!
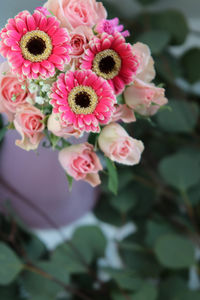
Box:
[159,153,200,191]
[106,157,118,195]
[0,242,23,285]
[24,235,46,261]
[117,94,125,105]
[132,282,158,300]
[155,53,182,83]
[51,244,86,274]
[159,276,188,300]
[187,184,200,206]
[66,173,73,191]
[22,272,61,300]
[72,226,107,264]
[49,133,60,149]
[145,220,174,247]
[38,260,69,284]
[120,247,162,277]
[156,100,199,133]
[151,10,188,45]
[0,284,19,300]
[104,268,142,291]
[139,30,170,54]
[154,234,195,269]
[110,186,138,213]
[181,48,200,83]
[0,125,7,143]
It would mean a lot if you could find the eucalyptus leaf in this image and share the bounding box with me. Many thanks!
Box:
[110,186,138,213]
[104,268,143,291]
[159,153,200,191]
[133,283,158,300]
[0,125,7,143]
[139,30,170,54]
[154,234,195,269]
[0,243,23,285]
[156,100,199,133]
[181,48,200,83]
[51,243,86,274]
[72,226,106,264]
[22,272,61,300]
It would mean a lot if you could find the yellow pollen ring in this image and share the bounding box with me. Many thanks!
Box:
[68,85,98,115]
[20,30,52,62]
[93,49,122,80]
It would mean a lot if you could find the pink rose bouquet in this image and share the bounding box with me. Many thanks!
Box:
[0,1,168,191]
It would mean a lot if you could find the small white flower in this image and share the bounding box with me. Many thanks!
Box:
[41,84,51,93]
[35,96,45,105]
[28,83,39,94]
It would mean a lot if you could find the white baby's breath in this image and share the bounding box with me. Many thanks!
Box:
[35,96,45,105]
[41,84,51,93]
[28,83,39,94]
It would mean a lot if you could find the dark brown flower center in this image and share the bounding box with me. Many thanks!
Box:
[20,30,53,63]
[99,56,116,74]
[75,92,91,108]
[26,37,46,56]
[93,49,122,80]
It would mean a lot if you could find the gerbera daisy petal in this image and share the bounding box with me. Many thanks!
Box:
[80,32,139,95]
[0,10,71,79]
[50,70,116,133]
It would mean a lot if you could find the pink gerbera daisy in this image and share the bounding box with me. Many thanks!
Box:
[50,70,116,133]
[80,32,139,95]
[0,10,71,80]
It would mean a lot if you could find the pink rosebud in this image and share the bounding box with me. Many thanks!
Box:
[48,113,82,139]
[59,143,103,187]
[124,79,168,116]
[98,123,144,165]
[35,7,50,16]
[14,105,45,151]
[132,42,155,83]
[96,18,130,37]
[44,0,107,30]
[112,104,136,123]
[0,62,34,121]
[70,26,94,58]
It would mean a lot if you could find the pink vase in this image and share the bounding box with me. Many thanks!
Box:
[0,129,98,229]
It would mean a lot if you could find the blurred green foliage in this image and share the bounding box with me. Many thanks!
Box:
[1,0,200,299]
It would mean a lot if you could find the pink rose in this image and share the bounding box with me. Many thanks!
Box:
[14,105,45,151]
[70,26,93,58]
[0,62,34,121]
[133,42,155,83]
[98,123,144,165]
[112,104,136,123]
[124,79,168,116]
[59,143,103,187]
[45,0,107,30]
[48,113,82,139]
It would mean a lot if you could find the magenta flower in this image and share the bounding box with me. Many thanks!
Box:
[80,32,139,95]
[96,18,130,38]
[0,10,71,79]
[50,70,116,133]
